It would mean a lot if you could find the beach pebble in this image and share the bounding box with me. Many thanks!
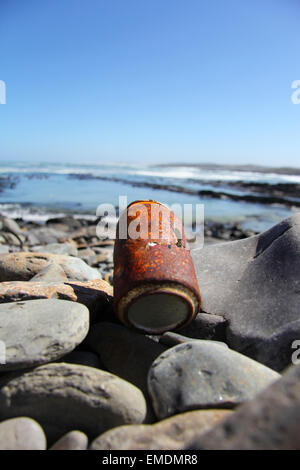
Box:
[0,299,89,371]
[185,362,300,450]
[77,247,97,265]
[90,409,232,450]
[29,262,68,282]
[26,227,68,245]
[0,252,101,282]
[0,363,147,444]
[148,341,280,419]
[0,417,46,450]
[31,242,78,257]
[191,213,300,371]
[85,322,167,393]
[0,278,113,322]
[50,430,88,450]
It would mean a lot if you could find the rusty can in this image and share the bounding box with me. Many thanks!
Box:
[113,200,201,334]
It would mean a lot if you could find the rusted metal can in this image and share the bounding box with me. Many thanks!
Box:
[113,200,201,334]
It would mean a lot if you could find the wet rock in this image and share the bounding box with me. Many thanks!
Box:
[90,409,232,450]
[185,363,300,450]
[0,363,147,444]
[191,213,300,371]
[50,430,88,450]
[0,299,89,371]
[0,252,101,282]
[0,417,46,450]
[148,341,280,419]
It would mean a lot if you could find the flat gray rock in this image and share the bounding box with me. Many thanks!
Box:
[185,363,300,450]
[148,341,280,420]
[50,430,88,450]
[0,299,89,371]
[191,213,300,371]
[0,417,46,450]
[0,363,147,444]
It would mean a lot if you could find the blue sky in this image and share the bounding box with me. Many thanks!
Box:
[0,0,299,166]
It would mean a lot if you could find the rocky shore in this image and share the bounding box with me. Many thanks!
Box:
[0,211,299,449]
[68,172,300,208]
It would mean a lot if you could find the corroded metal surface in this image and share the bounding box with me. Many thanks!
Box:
[113,200,201,333]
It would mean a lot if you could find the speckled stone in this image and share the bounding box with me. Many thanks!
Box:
[185,363,300,450]
[148,341,280,419]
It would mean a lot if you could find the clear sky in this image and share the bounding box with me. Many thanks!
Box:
[0,0,299,166]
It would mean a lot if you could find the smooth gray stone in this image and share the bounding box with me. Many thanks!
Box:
[0,299,89,371]
[0,417,46,450]
[32,243,78,257]
[0,363,147,444]
[50,430,88,450]
[148,341,280,420]
[85,322,167,393]
[185,363,300,450]
[0,245,9,254]
[191,213,300,371]
[29,262,68,282]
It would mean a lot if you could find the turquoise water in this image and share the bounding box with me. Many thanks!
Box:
[0,161,297,232]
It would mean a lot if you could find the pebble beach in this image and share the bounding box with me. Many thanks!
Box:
[0,206,299,449]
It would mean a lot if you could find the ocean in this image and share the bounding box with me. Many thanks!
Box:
[0,161,299,233]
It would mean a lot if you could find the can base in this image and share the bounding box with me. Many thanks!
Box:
[127,292,189,333]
